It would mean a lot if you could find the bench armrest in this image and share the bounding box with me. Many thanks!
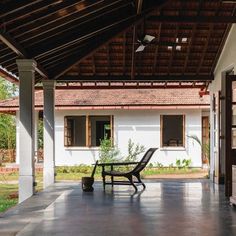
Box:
[97,162,139,167]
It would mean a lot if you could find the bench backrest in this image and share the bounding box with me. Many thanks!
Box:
[132,148,158,174]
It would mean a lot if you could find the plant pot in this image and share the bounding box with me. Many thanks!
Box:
[82,177,94,192]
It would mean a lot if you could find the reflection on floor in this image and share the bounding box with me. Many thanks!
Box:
[0,180,236,236]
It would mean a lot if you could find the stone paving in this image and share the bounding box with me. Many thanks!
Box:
[0,180,236,236]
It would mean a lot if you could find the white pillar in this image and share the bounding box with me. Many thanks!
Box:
[43,80,55,189]
[16,59,36,203]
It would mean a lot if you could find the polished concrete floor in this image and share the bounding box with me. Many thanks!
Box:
[0,180,236,236]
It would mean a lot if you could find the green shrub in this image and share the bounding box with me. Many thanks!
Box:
[176,159,182,169]
[175,159,191,169]
[123,139,145,162]
[156,162,164,168]
[56,165,93,174]
[182,159,192,168]
[99,137,120,163]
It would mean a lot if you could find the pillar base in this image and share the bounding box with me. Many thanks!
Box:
[19,175,34,203]
[43,168,55,189]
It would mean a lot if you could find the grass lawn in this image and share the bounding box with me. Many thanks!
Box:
[0,167,207,213]
[0,184,18,213]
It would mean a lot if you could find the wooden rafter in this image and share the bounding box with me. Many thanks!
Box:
[5,0,99,33]
[107,44,110,76]
[122,32,126,75]
[183,0,203,74]
[131,25,137,80]
[17,0,133,47]
[50,16,137,79]
[152,23,162,75]
[0,67,18,84]
[92,56,96,76]
[168,25,179,75]
[0,31,48,78]
[28,2,135,58]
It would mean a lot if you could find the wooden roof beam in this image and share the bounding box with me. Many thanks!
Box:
[0,31,48,79]
[17,0,133,47]
[57,75,214,82]
[49,17,137,79]
[148,15,236,23]
[30,8,135,58]
[0,67,18,84]
[3,0,86,30]
[0,0,44,19]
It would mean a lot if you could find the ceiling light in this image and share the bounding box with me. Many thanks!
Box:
[176,46,181,51]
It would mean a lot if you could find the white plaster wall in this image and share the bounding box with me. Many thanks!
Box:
[54,109,203,167]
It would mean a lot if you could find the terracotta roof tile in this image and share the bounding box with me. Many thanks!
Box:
[0,88,209,110]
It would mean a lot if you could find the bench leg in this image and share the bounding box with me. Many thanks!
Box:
[134,173,146,189]
[127,175,137,192]
[102,166,106,191]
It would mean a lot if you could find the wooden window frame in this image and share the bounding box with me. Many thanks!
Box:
[64,115,114,147]
[160,114,185,148]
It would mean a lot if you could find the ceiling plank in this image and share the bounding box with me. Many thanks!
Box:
[49,17,136,79]
[16,0,133,46]
[0,0,44,19]
[29,8,135,58]
[4,0,87,30]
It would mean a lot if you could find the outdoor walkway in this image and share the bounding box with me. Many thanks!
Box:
[0,180,236,236]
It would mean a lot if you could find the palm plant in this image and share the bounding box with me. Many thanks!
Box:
[187,134,210,167]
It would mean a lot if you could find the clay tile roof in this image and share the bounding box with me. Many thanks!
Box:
[0,88,209,112]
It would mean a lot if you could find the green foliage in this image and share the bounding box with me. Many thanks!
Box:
[98,137,120,163]
[187,134,210,165]
[175,158,192,169]
[56,165,93,174]
[156,162,164,168]
[182,159,192,168]
[176,159,181,168]
[0,184,18,213]
[38,119,43,149]
[123,139,145,162]
[0,78,17,151]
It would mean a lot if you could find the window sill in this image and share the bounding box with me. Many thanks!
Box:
[160,147,186,151]
[65,147,100,151]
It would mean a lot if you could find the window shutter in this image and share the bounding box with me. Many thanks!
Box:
[86,116,92,147]
[110,115,114,145]
[64,117,73,147]
[160,115,163,147]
